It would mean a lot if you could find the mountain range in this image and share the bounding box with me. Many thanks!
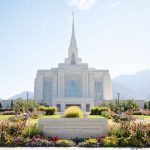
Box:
[112,69,150,99]
[1,70,150,100]
[8,91,34,100]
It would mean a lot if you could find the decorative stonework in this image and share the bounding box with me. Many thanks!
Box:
[38,118,108,139]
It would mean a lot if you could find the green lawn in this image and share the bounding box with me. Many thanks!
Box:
[43,115,105,119]
[88,115,105,118]
[0,115,14,120]
[0,114,114,126]
[1,114,149,122]
[134,115,150,119]
[42,114,61,118]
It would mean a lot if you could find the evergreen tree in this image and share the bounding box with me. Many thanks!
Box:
[144,103,147,109]
[0,102,2,110]
[148,101,150,110]
[11,100,14,109]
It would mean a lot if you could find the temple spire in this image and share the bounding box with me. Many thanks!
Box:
[68,12,78,64]
[72,12,75,38]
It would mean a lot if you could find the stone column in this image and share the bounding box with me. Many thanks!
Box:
[82,70,86,97]
[34,74,43,103]
[58,69,64,98]
[103,73,112,100]
[85,70,89,98]
[89,72,94,98]
[53,75,57,98]
[81,102,86,111]
[61,102,66,112]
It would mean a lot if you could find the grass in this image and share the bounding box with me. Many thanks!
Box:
[26,114,62,126]
[0,115,14,120]
[88,115,105,118]
[134,115,150,119]
[1,114,149,123]
[42,114,61,118]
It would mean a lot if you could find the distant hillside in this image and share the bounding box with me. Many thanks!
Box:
[9,91,34,100]
[112,69,150,99]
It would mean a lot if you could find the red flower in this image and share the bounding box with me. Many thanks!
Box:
[49,136,60,142]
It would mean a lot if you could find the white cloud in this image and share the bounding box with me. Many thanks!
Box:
[67,0,97,10]
[107,1,120,8]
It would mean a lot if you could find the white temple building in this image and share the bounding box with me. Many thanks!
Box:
[34,13,112,112]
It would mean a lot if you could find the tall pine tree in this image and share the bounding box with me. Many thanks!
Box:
[144,103,147,109]
[0,102,2,110]
[11,100,14,109]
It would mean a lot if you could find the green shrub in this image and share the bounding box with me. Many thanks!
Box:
[90,107,109,115]
[22,124,39,138]
[63,106,83,118]
[102,136,118,147]
[108,100,138,113]
[113,114,132,122]
[144,103,148,109]
[128,136,145,147]
[8,116,24,122]
[2,111,15,115]
[45,107,57,115]
[118,137,131,147]
[13,98,38,113]
[31,113,39,119]
[85,138,98,146]
[78,138,99,147]
[55,139,75,147]
[121,100,138,111]
[0,132,13,146]
[38,106,57,115]
[109,127,129,138]
[101,111,115,119]
[0,102,2,109]
[90,107,100,115]
[38,105,47,111]
[99,106,109,112]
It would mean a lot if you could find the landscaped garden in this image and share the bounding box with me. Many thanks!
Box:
[0,98,150,147]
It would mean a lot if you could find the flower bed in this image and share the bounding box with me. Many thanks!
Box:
[0,118,149,147]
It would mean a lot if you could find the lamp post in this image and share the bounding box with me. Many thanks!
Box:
[26,92,29,103]
[117,92,120,114]
[117,92,120,105]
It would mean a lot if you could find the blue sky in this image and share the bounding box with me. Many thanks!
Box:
[0,0,150,99]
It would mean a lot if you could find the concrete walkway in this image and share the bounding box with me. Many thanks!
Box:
[0,147,149,150]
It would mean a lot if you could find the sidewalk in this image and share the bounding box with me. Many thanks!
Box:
[0,147,149,150]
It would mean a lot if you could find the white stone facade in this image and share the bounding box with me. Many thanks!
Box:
[34,13,112,112]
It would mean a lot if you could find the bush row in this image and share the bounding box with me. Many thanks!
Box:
[38,106,57,115]
[90,107,109,115]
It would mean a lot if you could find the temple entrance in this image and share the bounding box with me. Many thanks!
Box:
[65,104,81,109]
